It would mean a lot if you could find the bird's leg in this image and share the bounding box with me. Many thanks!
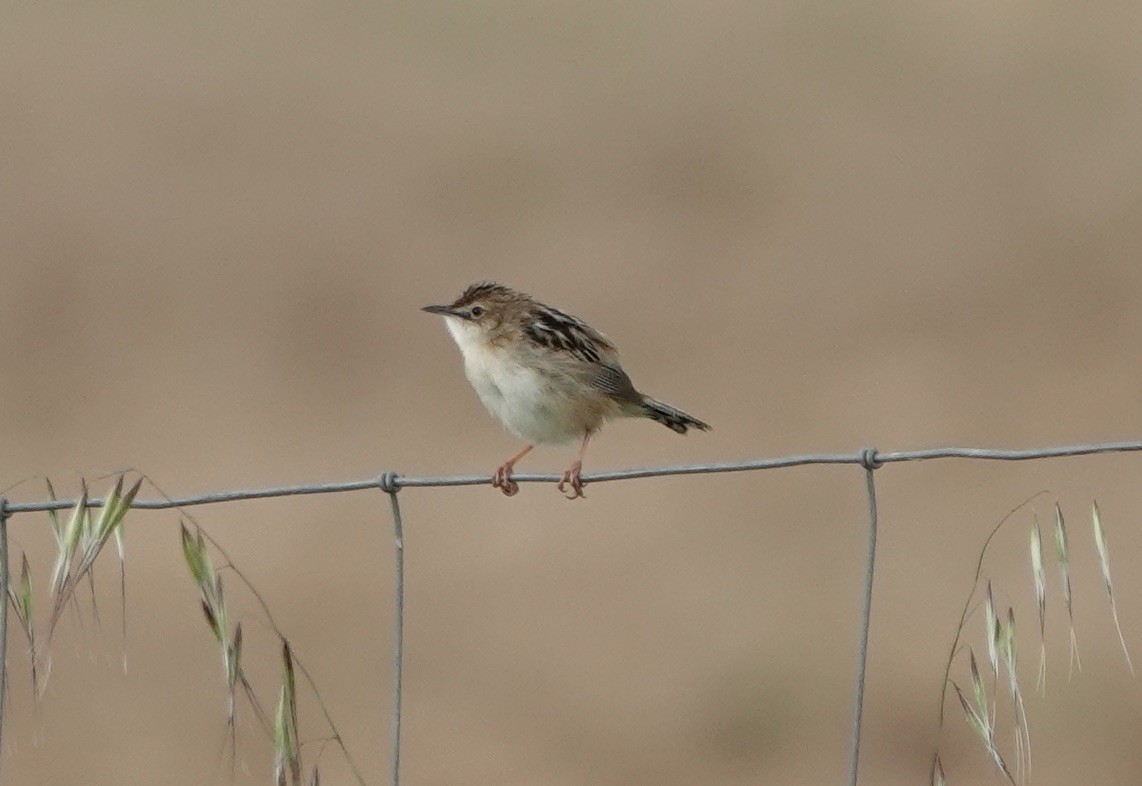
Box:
[557,430,593,500]
[493,444,533,496]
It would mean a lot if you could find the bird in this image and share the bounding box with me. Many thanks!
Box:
[422,282,710,499]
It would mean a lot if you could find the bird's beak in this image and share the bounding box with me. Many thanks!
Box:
[421,304,460,317]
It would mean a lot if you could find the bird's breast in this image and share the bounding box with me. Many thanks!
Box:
[453,336,613,445]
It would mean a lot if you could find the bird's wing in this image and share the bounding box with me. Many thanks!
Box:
[587,363,639,402]
[523,304,619,366]
[522,304,641,403]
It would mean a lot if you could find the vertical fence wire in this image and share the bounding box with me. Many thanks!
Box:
[379,474,405,786]
[847,451,880,786]
[0,498,7,778]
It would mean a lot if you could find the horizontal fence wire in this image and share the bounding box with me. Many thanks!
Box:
[6,440,1142,513]
[3,438,1142,786]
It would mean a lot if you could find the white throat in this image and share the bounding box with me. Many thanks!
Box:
[443,315,485,355]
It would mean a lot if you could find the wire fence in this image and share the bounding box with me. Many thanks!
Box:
[2,438,1142,785]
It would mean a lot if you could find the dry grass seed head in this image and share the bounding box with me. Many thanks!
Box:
[1029,517,1048,694]
[985,581,1000,679]
[1092,501,1134,675]
[1053,503,1081,675]
[931,754,945,786]
[275,640,302,786]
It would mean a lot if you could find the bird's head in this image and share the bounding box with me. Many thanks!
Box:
[422,282,531,345]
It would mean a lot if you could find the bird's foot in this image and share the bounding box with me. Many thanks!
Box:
[492,463,520,496]
[557,461,585,500]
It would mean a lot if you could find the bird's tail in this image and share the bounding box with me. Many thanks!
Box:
[639,396,711,435]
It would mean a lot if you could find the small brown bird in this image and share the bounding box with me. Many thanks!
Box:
[423,283,710,499]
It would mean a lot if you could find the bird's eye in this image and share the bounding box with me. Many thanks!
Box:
[469,306,486,318]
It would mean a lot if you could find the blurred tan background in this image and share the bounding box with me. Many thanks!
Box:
[3,3,1142,784]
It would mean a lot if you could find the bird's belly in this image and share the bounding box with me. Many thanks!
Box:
[463,352,600,445]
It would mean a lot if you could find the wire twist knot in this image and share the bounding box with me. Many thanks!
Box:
[859,447,882,470]
[377,472,401,494]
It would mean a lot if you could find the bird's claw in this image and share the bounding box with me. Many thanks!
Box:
[557,462,585,500]
[492,464,520,497]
